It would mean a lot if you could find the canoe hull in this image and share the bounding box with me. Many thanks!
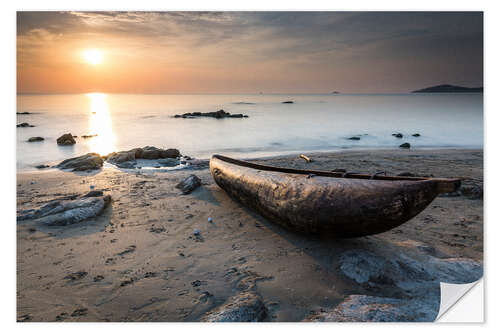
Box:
[210,155,446,237]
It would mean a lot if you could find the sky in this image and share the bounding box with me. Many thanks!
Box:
[17,11,483,94]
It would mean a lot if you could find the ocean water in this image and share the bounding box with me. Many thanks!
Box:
[16,93,483,171]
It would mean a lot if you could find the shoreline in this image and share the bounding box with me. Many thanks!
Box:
[16,146,484,174]
[17,148,483,322]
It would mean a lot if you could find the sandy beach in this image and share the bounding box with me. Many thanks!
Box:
[16,148,483,322]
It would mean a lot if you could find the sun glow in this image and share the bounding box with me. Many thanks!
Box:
[83,49,103,65]
[87,93,116,155]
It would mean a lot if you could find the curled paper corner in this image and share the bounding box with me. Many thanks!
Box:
[436,278,484,322]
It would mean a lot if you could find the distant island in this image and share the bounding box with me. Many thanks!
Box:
[412,84,483,93]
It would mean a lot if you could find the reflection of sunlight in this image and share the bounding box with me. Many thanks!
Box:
[87,93,116,156]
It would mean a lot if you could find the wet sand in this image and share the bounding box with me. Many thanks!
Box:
[16,149,483,322]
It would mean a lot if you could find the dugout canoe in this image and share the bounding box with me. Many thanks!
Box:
[209,154,461,238]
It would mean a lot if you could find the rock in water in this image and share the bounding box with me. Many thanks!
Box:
[57,133,76,145]
[104,147,181,168]
[17,122,35,128]
[202,292,267,322]
[348,136,361,140]
[176,175,201,194]
[282,101,294,104]
[17,195,111,226]
[57,153,103,171]
[399,142,411,149]
[412,133,421,137]
[28,137,44,142]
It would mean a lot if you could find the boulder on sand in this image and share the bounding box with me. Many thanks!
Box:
[57,133,76,145]
[202,292,267,322]
[28,137,44,142]
[176,175,201,194]
[57,153,103,171]
[17,194,111,226]
[104,146,181,168]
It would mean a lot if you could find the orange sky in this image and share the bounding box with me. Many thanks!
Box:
[17,11,483,94]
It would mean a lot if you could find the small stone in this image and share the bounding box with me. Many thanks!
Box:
[194,228,200,236]
[28,136,44,142]
[399,142,411,149]
[56,133,76,145]
[176,175,201,194]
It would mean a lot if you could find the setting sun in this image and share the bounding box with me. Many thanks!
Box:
[83,49,103,65]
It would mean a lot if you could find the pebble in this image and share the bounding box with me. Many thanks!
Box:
[194,228,200,236]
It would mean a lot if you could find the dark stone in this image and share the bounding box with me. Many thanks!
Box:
[57,153,103,171]
[17,122,35,128]
[56,133,76,145]
[82,134,98,139]
[28,136,44,142]
[460,185,483,200]
[17,112,32,115]
[282,101,294,104]
[412,133,421,137]
[82,190,104,198]
[175,110,248,119]
[392,133,403,138]
[399,142,411,149]
[347,136,361,140]
[64,271,88,281]
[35,164,50,169]
[175,175,201,194]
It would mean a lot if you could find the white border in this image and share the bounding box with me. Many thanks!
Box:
[3,0,498,331]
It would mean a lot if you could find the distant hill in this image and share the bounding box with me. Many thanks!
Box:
[412,84,483,93]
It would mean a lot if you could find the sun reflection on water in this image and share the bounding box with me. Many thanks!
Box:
[87,93,116,156]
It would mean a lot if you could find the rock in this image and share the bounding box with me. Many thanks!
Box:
[175,110,248,119]
[348,136,361,140]
[392,133,403,138]
[104,147,181,167]
[305,295,435,322]
[396,172,416,177]
[412,133,421,137]
[331,244,483,322]
[35,164,50,169]
[17,111,32,115]
[157,158,180,167]
[57,153,103,171]
[332,168,347,173]
[81,134,98,139]
[28,137,44,142]
[202,292,267,322]
[56,133,76,145]
[17,122,35,127]
[399,142,411,149]
[106,150,137,166]
[282,101,294,104]
[82,190,104,198]
[64,271,88,281]
[175,175,201,194]
[460,184,483,200]
[17,195,111,226]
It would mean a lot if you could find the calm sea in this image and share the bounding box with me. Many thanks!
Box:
[16,93,483,171]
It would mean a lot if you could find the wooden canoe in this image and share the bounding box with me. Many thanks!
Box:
[210,154,461,238]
